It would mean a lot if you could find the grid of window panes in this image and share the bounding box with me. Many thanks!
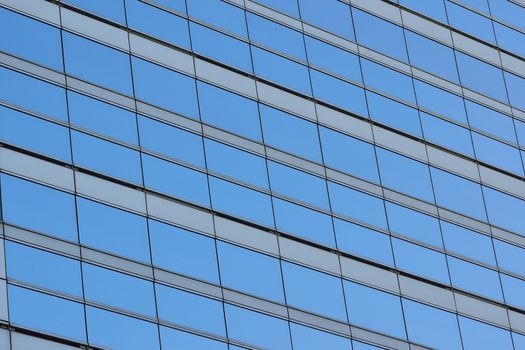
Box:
[0,0,525,349]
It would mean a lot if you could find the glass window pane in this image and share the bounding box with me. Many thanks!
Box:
[377,148,434,203]
[218,242,284,302]
[142,154,210,207]
[290,323,351,350]
[353,8,407,61]
[441,221,496,266]
[149,220,219,283]
[398,0,447,22]
[494,239,525,277]
[209,177,275,228]
[431,168,487,221]
[9,285,86,343]
[459,316,514,350]
[414,79,467,123]
[63,32,132,95]
[138,115,204,167]
[253,0,299,17]
[320,126,379,183]
[344,281,406,339]
[328,181,387,230]
[190,22,252,73]
[68,91,138,145]
[6,242,82,297]
[0,8,63,71]
[132,57,198,119]
[260,105,322,163]
[225,304,292,350]
[205,139,268,189]
[77,198,150,263]
[83,263,156,317]
[160,326,227,350]
[504,71,525,111]
[334,218,394,266]
[362,59,415,104]
[0,67,67,121]
[0,106,71,162]
[494,22,525,57]
[283,262,347,321]
[72,131,143,185]
[1,174,77,242]
[62,0,126,23]
[489,0,525,31]
[197,81,261,141]
[298,0,354,40]
[446,2,495,44]
[483,186,525,236]
[87,306,160,350]
[268,161,329,210]
[156,284,225,336]
[274,198,336,247]
[148,0,186,13]
[403,299,462,350]
[501,274,525,309]
[472,132,524,176]
[126,0,189,49]
[421,112,474,157]
[448,257,503,301]
[187,0,247,37]
[465,100,516,144]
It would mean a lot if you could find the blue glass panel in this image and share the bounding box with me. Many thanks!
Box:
[1,174,77,242]
[405,31,459,83]
[344,281,406,339]
[456,52,507,102]
[320,126,379,183]
[421,112,474,157]
[459,316,514,350]
[393,238,450,284]
[362,59,415,104]
[83,264,156,317]
[441,221,496,265]
[334,218,394,266]
[446,2,495,43]
[298,0,354,40]
[253,0,299,17]
[62,0,126,23]
[149,220,219,283]
[448,257,503,301]
[142,154,210,207]
[149,0,186,13]
[72,131,143,185]
[218,242,285,302]
[273,198,336,248]
[328,181,387,229]
[386,202,442,248]
[190,22,252,73]
[501,274,525,309]
[414,79,467,123]
[132,57,198,119]
[225,304,292,350]
[305,36,362,83]
[63,32,132,95]
[431,168,487,221]
[209,177,275,227]
[138,115,204,167]
[160,327,228,350]
[68,91,138,145]
[0,67,67,121]
[403,299,462,350]
[187,0,247,37]
[156,285,226,336]
[505,71,525,111]
[205,139,268,189]
[290,323,351,350]
[377,148,435,203]
[260,104,322,163]
[6,242,82,297]
[310,69,368,116]
[353,342,386,350]
[472,132,523,175]
[247,13,305,60]
[268,161,329,210]
[457,0,490,12]
[126,0,189,49]
[465,100,516,144]
[283,262,347,321]
[483,186,525,237]
[87,307,160,350]
[494,22,525,57]
[252,47,312,96]
[398,0,447,22]
[353,8,407,61]
[366,91,422,137]
[9,285,86,342]
[489,0,525,31]
[0,8,62,71]
[494,239,525,277]
[517,120,525,147]
[0,106,71,162]
[197,81,261,141]
[77,198,150,263]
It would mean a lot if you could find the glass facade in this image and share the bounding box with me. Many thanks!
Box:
[0,0,524,349]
